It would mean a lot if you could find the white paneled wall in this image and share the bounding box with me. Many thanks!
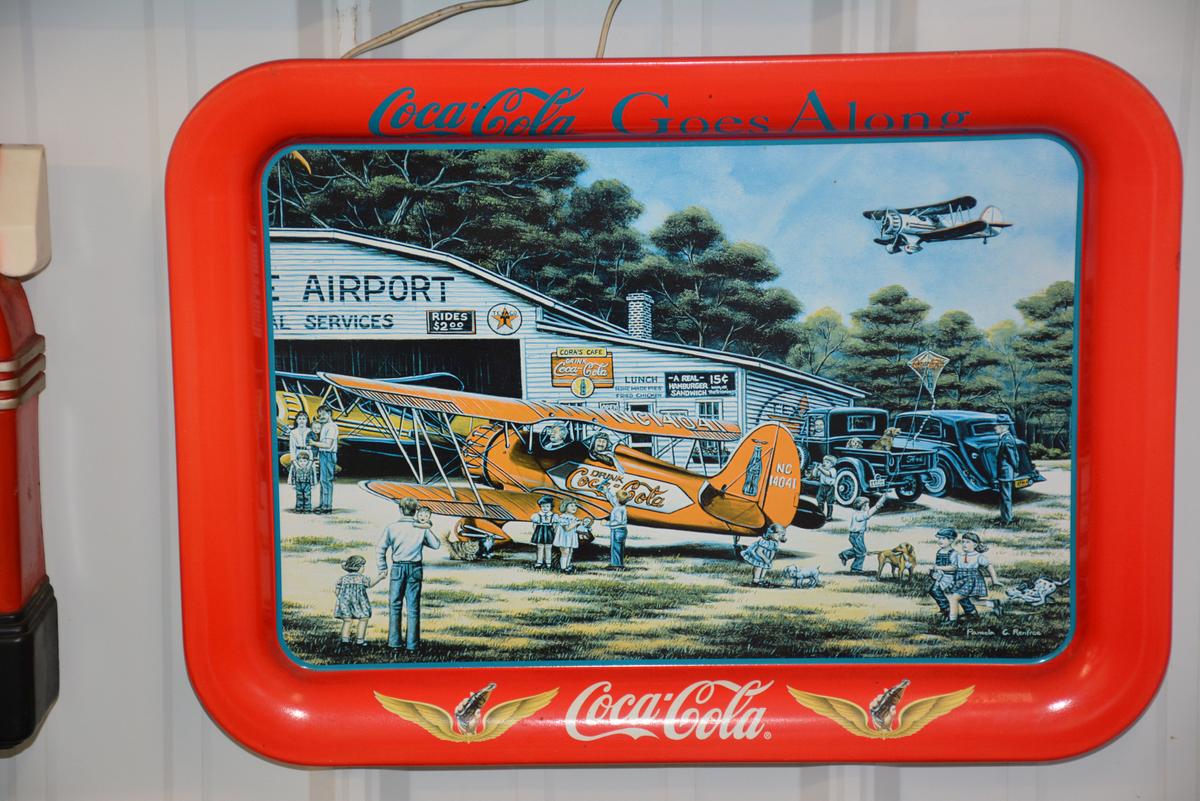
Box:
[0,1,1196,799]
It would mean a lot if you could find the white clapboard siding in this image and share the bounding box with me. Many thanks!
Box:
[0,1,1196,800]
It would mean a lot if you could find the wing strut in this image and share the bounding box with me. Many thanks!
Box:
[442,411,487,515]
[409,407,425,483]
[413,411,458,499]
[375,399,422,481]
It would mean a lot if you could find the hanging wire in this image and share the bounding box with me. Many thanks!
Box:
[340,0,532,59]
[338,0,626,59]
[595,0,625,58]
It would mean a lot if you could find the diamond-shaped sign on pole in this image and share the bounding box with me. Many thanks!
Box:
[908,350,949,396]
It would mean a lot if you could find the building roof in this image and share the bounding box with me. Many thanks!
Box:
[269,228,865,400]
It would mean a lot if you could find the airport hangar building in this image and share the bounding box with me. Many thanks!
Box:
[268,229,865,465]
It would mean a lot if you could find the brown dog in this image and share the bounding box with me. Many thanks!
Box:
[871,426,901,452]
[872,543,917,581]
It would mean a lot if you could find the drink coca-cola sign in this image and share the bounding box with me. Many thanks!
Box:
[545,462,693,513]
[565,680,773,742]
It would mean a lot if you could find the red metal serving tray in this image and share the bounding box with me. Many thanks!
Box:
[165,51,1180,765]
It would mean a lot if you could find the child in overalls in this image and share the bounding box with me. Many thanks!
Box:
[530,495,556,569]
[334,555,384,645]
[741,523,787,586]
[813,455,837,520]
[927,527,975,623]
[289,447,317,513]
[946,532,1004,623]
[554,499,583,574]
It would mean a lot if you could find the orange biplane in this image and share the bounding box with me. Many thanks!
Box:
[319,373,825,559]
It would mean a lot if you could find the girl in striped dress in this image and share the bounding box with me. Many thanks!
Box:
[530,495,557,569]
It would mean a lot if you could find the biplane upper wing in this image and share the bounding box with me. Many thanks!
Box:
[320,373,742,442]
[362,481,611,520]
[863,195,977,219]
[277,370,464,390]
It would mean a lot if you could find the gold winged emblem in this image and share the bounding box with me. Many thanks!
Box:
[787,681,973,739]
[374,684,558,743]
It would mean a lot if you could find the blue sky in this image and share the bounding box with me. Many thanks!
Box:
[578,137,1079,329]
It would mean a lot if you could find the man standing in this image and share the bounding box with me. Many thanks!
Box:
[376,498,441,651]
[312,405,339,514]
[601,474,631,570]
[995,423,1021,526]
[839,494,886,574]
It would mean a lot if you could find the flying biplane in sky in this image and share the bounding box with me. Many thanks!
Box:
[274,370,474,464]
[318,374,826,560]
[863,195,1012,254]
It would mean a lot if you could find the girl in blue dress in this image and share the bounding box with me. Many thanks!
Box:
[741,523,787,586]
[947,532,1004,621]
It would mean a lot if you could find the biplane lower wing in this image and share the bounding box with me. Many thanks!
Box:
[917,219,990,242]
[361,481,611,521]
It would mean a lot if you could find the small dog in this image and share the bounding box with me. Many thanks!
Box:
[783,564,822,588]
[872,543,917,581]
[846,437,865,449]
[1006,576,1070,606]
[871,427,901,452]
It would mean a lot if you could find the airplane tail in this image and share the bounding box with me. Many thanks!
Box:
[980,206,1010,226]
[709,423,802,528]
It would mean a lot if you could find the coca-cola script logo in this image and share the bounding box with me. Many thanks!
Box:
[545,462,693,514]
[565,680,773,741]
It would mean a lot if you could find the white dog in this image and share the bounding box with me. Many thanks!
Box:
[1005,576,1070,607]
[783,565,822,588]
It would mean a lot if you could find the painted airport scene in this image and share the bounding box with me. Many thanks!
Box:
[266,138,1077,666]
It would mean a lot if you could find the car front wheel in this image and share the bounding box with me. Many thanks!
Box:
[833,468,861,506]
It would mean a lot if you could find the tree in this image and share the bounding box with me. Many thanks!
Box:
[928,310,1001,409]
[624,207,804,359]
[267,147,587,274]
[839,285,931,409]
[1013,281,1075,450]
[987,319,1034,425]
[787,307,850,376]
[547,179,645,321]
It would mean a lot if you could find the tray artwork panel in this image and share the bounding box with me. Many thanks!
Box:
[266,137,1078,669]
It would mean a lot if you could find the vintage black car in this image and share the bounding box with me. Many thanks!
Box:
[795,407,935,505]
[890,410,1044,497]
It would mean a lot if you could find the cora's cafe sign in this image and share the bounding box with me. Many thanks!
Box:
[551,347,614,390]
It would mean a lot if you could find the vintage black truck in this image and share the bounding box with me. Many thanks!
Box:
[794,407,935,505]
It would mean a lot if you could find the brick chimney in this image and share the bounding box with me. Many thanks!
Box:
[626,292,654,339]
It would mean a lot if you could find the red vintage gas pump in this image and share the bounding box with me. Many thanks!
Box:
[0,144,57,750]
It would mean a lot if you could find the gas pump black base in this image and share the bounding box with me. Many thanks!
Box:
[0,580,59,750]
